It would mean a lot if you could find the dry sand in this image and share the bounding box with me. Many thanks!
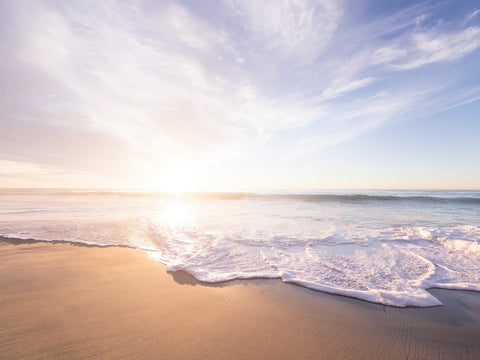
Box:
[1,237,480,359]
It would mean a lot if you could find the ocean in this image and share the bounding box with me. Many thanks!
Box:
[1,188,479,307]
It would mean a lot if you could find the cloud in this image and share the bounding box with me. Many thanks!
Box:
[230,0,343,65]
[467,9,480,23]
[1,0,480,188]
[0,159,53,175]
[320,77,376,100]
[393,26,480,70]
[1,0,333,158]
[3,1,235,157]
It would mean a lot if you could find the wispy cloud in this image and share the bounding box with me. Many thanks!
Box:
[1,0,479,188]
[467,9,480,23]
[393,26,480,70]
[230,0,343,65]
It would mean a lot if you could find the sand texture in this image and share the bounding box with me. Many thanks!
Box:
[1,238,480,359]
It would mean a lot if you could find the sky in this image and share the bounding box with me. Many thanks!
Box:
[1,0,480,191]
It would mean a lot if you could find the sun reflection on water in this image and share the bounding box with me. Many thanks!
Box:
[160,201,191,227]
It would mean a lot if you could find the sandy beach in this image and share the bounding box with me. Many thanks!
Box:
[1,237,480,359]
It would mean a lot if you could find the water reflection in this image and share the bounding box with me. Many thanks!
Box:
[160,201,191,227]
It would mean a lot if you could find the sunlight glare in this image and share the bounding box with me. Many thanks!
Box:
[161,163,197,193]
[161,201,190,227]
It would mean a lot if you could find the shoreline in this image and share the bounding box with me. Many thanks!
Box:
[1,239,480,359]
[0,235,469,309]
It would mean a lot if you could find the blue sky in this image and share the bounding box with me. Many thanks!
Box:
[1,0,479,190]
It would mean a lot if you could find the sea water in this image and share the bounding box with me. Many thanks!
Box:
[1,189,479,307]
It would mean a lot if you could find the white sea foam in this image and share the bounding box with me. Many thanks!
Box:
[1,189,480,307]
[147,223,480,307]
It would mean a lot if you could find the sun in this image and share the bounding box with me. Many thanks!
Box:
[160,163,197,193]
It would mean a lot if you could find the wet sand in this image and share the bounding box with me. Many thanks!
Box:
[1,238,480,359]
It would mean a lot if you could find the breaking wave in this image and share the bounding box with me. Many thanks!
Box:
[1,189,479,307]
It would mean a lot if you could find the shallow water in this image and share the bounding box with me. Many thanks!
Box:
[1,188,479,307]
